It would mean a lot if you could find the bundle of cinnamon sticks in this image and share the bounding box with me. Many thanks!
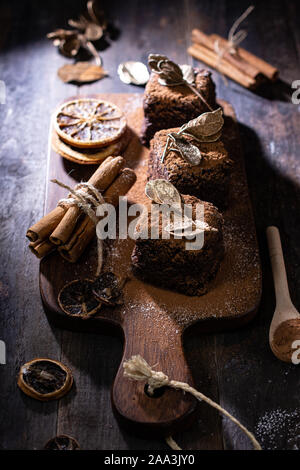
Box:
[26,156,136,263]
[188,29,278,90]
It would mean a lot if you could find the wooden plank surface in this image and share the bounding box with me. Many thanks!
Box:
[40,95,261,436]
[0,0,299,450]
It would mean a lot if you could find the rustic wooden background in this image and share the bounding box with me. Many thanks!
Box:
[0,0,300,450]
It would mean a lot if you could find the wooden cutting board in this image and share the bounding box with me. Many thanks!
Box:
[40,93,262,436]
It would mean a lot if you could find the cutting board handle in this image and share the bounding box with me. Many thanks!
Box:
[111,312,197,435]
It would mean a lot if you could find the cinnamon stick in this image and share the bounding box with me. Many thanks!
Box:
[49,156,125,246]
[210,33,279,81]
[26,206,66,243]
[29,239,54,258]
[58,168,137,263]
[191,29,262,81]
[187,43,257,89]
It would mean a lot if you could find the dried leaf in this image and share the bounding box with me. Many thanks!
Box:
[118,61,149,85]
[59,37,81,58]
[180,64,194,84]
[148,54,184,86]
[57,62,107,83]
[164,217,194,235]
[68,18,87,30]
[165,217,217,236]
[168,133,202,166]
[84,22,103,41]
[47,29,78,40]
[179,107,224,141]
[87,0,106,28]
[162,110,223,165]
[145,180,162,204]
[145,179,182,208]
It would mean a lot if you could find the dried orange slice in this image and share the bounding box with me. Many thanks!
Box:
[44,435,80,450]
[17,358,73,401]
[58,279,101,317]
[53,98,127,149]
[52,126,130,164]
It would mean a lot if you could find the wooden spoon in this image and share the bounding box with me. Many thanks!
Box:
[266,226,300,362]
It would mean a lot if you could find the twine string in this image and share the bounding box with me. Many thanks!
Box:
[214,5,255,83]
[123,355,262,451]
[52,179,105,276]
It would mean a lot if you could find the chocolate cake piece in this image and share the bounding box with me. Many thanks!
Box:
[148,128,232,208]
[141,69,217,145]
[131,195,224,296]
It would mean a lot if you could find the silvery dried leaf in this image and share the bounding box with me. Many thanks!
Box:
[148,54,184,86]
[165,217,217,237]
[190,129,223,143]
[179,107,224,141]
[193,219,217,233]
[145,180,163,204]
[180,64,194,85]
[164,217,194,235]
[168,133,202,166]
[118,61,149,85]
[145,179,181,208]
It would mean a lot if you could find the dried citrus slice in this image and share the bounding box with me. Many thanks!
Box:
[17,358,73,401]
[92,272,126,306]
[44,435,80,450]
[52,126,129,164]
[58,279,101,316]
[53,98,127,149]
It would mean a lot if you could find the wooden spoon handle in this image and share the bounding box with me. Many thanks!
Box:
[266,226,292,310]
[111,312,197,435]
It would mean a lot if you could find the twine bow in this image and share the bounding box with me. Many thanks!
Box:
[52,179,105,276]
[123,355,262,451]
[214,5,255,82]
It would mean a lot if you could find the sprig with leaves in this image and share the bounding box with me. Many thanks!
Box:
[145,179,217,236]
[161,107,224,164]
[47,1,108,83]
[148,54,213,111]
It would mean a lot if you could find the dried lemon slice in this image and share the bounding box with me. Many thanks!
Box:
[53,98,127,149]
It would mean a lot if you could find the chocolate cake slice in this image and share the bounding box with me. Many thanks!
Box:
[141,69,216,145]
[148,128,233,208]
[131,194,224,296]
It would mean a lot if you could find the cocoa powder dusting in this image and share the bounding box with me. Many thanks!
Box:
[49,95,261,334]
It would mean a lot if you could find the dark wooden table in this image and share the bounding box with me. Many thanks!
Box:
[0,0,300,451]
